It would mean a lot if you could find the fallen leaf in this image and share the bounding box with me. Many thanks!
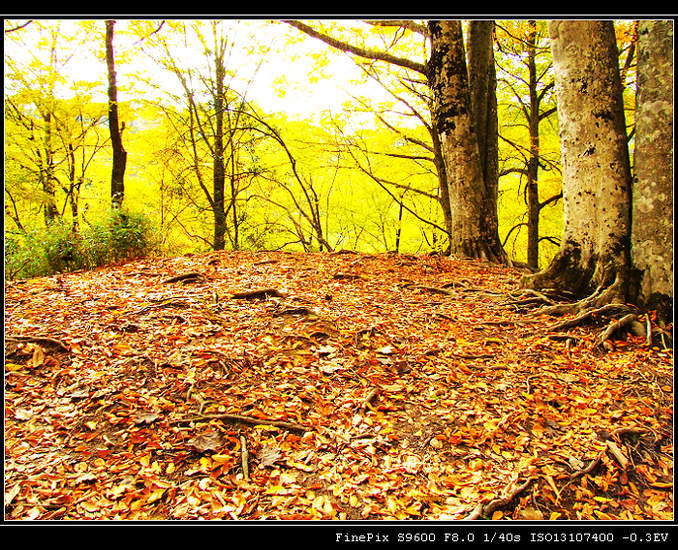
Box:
[188,430,223,453]
[132,410,159,425]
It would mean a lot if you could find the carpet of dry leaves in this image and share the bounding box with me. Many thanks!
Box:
[4,250,673,521]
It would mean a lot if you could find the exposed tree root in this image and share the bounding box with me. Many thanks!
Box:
[401,282,455,296]
[231,288,285,300]
[173,412,309,434]
[462,477,537,520]
[548,303,633,331]
[595,313,640,347]
[544,302,647,348]
[161,272,206,284]
[5,334,70,353]
[504,289,556,308]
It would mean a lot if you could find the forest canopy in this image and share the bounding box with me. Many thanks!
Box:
[4,18,669,320]
[4,19,572,270]
[3,18,673,524]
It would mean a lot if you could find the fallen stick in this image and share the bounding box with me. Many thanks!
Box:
[605,440,630,470]
[173,412,309,434]
[240,435,250,480]
[569,448,606,479]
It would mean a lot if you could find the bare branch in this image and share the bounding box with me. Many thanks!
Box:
[284,20,427,75]
[363,19,429,37]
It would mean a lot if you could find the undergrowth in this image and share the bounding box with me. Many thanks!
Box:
[5,208,156,280]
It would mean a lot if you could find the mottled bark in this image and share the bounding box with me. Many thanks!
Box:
[428,20,506,263]
[631,20,673,321]
[522,21,632,310]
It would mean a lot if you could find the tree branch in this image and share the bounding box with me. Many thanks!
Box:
[284,20,427,75]
[363,19,429,37]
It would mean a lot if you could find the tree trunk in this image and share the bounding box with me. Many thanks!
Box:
[631,20,673,321]
[429,114,453,253]
[467,21,500,234]
[40,110,59,224]
[212,45,226,251]
[427,20,507,263]
[105,20,127,208]
[521,21,632,311]
[525,20,541,270]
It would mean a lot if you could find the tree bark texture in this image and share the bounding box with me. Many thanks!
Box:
[105,20,127,208]
[466,21,499,220]
[428,20,507,263]
[212,41,227,251]
[40,110,59,224]
[631,20,673,320]
[525,20,541,269]
[522,21,632,307]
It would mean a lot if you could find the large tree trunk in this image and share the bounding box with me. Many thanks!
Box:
[521,21,632,312]
[105,20,127,208]
[631,20,673,322]
[428,20,507,263]
[467,20,500,238]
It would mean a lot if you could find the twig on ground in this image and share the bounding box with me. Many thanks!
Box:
[605,440,630,470]
[360,388,378,410]
[240,435,250,480]
[333,273,363,281]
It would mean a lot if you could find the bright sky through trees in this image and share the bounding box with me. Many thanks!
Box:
[3,18,391,121]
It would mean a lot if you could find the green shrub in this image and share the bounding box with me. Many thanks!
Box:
[5,208,156,280]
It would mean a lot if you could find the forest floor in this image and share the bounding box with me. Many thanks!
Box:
[4,250,673,521]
